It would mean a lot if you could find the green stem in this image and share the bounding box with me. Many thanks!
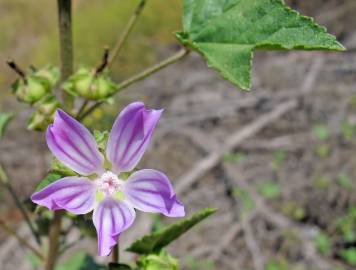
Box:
[58,0,74,110]
[0,165,41,245]
[79,48,189,120]
[45,211,63,270]
[108,0,148,67]
[0,219,44,261]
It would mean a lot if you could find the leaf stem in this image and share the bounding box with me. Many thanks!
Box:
[0,218,44,261]
[108,0,148,67]
[78,48,189,120]
[0,165,41,245]
[58,0,74,109]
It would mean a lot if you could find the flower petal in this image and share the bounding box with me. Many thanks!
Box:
[31,177,96,215]
[46,109,104,175]
[107,102,162,173]
[93,198,136,256]
[123,169,185,217]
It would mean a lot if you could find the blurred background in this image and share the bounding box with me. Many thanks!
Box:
[1,0,356,269]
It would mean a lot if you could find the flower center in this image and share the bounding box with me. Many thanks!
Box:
[96,171,123,196]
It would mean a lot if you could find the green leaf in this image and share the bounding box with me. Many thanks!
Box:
[314,232,331,255]
[0,112,14,138]
[56,252,105,270]
[35,172,63,192]
[313,124,330,141]
[340,248,356,266]
[108,263,132,270]
[127,208,217,254]
[177,0,344,90]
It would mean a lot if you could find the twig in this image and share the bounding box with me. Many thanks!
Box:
[108,0,148,67]
[58,0,74,109]
[175,99,298,194]
[0,165,41,245]
[6,60,26,79]
[0,219,44,261]
[76,99,89,119]
[175,57,324,195]
[95,47,110,75]
[79,48,189,120]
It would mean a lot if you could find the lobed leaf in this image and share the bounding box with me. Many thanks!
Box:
[127,208,217,254]
[177,0,344,90]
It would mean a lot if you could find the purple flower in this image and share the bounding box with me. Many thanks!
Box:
[31,102,185,256]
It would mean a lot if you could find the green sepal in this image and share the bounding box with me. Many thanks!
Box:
[137,251,179,270]
[0,112,14,138]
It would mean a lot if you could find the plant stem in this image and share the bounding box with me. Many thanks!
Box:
[79,48,189,120]
[45,211,63,270]
[0,218,44,261]
[108,0,148,67]
[76,99,89,118]
[58,0,74,109]
[0,165,41,245]
[112,243,119,263]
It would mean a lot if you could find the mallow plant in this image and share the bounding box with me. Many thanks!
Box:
[0,1,344,269]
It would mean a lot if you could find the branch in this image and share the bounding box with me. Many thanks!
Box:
[78,48,189,120]
[95,47,110,75]
[6,59,26,79]
[108,0,148,67]
[0,165,41,245]
[0,219,44,261]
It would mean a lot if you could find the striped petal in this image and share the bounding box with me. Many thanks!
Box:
[31,177,96,215]
[93,198,136,256]
[123,169,185,217]
[106,102,162,173]
[46,109,104,176]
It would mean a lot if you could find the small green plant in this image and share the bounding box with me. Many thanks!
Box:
[257,181,281,199]
[313,124,330,141]
[314,232,331,255]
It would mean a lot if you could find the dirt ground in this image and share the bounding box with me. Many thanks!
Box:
[1,1,356,270]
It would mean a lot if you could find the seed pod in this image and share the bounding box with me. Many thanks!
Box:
[27,96,61,131]
[63,68,118,100]
[11,65,59,105]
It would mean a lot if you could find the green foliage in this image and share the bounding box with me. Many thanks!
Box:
[314,232,331,255]
[184,256,214,270]
[265,258,289,270]
[233,187,255,214]
[51,158,77,176]
[340,248,356,266]
[35,172,63,192]
[273,150,287,170]
[341,120,356,140]
[223,152,247,163]
[56,252,105,270]
[127,208,217,254]
[137,251,179,270]
[314,144,331,159]
[0,112,14,138]
[281,201,305,221]
[337,174,354,190]
[313,124,330,141]
[94,130,110,151]
[176,0,344,90]
[257,181,281,199]
[336,207,356,243]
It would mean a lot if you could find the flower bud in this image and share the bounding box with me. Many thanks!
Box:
[138,252,179,270]
[27,96,61,131]
[63,68,118,100]
[11,65,59,105]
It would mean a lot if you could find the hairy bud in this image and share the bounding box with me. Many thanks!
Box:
[63,68,118,100]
